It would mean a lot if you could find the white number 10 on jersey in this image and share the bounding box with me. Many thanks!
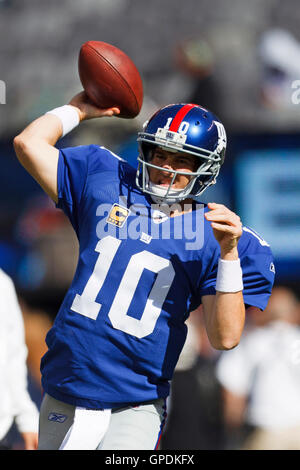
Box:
[71,236,175,338]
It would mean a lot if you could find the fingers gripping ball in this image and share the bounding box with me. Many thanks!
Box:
[78,41,143,119]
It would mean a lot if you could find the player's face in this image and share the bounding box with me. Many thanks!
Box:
[148,148,198,189]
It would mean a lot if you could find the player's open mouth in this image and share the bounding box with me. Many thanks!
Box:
[158,180,176,187]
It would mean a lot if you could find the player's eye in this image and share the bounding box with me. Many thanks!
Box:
[153,153,165,161]
[176,157,191,166]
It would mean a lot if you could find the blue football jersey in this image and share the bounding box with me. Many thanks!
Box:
[40,145,275,409]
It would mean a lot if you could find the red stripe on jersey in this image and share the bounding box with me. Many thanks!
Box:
[169,104,197,132]
[154,400,168,450]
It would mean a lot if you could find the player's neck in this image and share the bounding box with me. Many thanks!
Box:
[173,198,194,217]
[156,198,194,218]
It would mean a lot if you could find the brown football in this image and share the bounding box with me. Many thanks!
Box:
[78,41,143,119]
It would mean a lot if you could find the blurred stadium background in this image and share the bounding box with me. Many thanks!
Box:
[1,0,300,450]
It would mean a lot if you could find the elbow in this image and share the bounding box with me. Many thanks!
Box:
[13,134,25,157]
[13,134,32,164]
[13,133,23,150]
[211,336,241,351]
[219,339,240,351]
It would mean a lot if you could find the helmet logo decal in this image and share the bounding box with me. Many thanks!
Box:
[214,121,227,154]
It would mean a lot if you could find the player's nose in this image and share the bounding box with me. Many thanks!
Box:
[161,157,175,171]
[160,162,175,178]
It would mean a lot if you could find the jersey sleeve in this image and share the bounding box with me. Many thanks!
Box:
[56,144,122,233]
[197,225,275,311]
[239,228,275,310]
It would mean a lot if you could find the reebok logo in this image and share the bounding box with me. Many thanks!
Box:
[48,412,68,423]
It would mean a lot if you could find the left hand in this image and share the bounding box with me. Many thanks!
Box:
[21,431,38,450]
[205,202,243,260]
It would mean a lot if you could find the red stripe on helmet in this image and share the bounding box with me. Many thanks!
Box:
[169,104,197,132]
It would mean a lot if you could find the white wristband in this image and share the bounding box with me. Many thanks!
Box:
[215,258,243,293]
[46,105,80,137]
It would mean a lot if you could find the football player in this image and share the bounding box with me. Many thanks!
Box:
[13,92,275,450]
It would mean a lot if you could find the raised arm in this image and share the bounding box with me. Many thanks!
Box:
[13,92,120,203]
[202,203,245,350]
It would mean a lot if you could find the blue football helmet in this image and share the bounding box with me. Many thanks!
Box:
[136,103,227,203]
